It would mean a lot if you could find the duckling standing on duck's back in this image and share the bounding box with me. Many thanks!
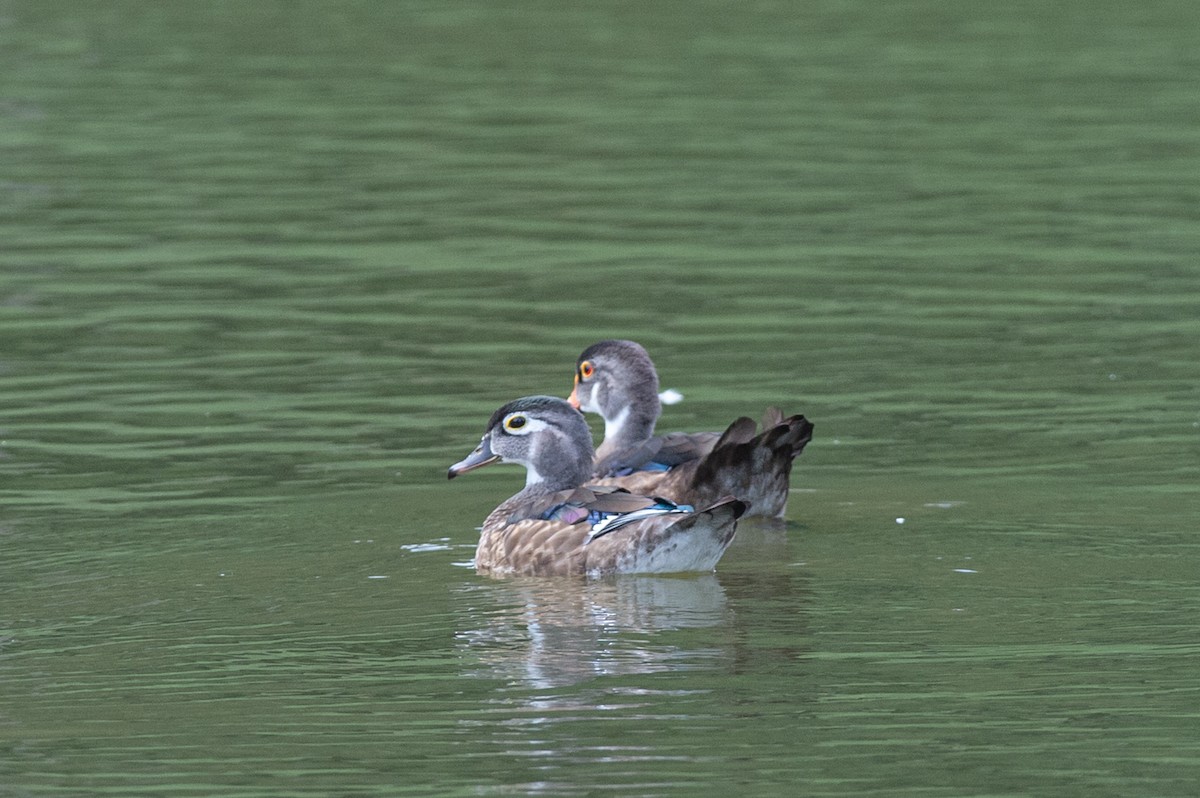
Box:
[447,396,746,578]
[567,340,814,519]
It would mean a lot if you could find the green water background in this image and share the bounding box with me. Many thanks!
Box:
[2,2,1199,795]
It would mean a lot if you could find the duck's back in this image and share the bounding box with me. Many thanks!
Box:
[589,430,720,501]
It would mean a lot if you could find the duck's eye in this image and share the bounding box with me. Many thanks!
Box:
[504,415,527,432]
[579,361,595,380]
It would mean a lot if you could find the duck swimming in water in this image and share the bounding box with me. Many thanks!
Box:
[567,340,813,519]
[448,395,746,577]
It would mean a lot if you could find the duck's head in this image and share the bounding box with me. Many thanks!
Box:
[447,395,594,490]
[567,339,661,426]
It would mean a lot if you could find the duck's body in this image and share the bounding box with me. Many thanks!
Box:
[448,396,745,577]
[474,487,743,577]
[568,340,813,519]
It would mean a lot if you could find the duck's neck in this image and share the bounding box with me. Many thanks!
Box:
[527,430,593,493]
[596,401,658,462]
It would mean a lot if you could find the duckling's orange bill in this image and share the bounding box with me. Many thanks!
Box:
[567,374,581,409]
[447,438,501,479]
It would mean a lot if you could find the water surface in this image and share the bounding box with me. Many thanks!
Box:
[2,2,1199,795]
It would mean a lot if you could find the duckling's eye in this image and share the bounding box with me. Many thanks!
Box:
[579,361,595,380]
[504,415,527,432]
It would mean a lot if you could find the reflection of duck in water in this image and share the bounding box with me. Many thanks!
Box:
[567,340,814,519]
[448,396,745,577]
[455,574,731,689]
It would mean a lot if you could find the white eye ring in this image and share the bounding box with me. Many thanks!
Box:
[502,413,547,436]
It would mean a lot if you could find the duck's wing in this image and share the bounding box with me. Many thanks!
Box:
[595,431,722,477]
[511,485,674,525]
[580,498,746,577]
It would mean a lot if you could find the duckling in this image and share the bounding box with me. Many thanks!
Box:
[448,396,746,577]
[567,340,813,519]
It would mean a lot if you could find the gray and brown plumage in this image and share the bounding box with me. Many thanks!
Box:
[447,396,746,577]
[567,340,814,519]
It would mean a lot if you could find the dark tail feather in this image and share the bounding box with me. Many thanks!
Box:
[712,416,757,448]
[780,413,815,457]
[761,407,814,457]
[689,411,814,519]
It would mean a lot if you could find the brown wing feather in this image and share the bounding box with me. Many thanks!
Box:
[594,431,720,477]
[579,498,744,575]
[652,431,721,465]
[586,460,699,503]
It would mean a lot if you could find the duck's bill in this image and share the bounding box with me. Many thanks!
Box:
[447,438,501,479]
[567,375,581,409]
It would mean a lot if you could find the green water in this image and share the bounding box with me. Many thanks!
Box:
[3,1,1199,795]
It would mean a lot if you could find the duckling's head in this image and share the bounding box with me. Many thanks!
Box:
[567,339,661,427]
[447,395,593,490]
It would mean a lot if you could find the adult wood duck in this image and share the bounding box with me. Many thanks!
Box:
[566,339,814,519]
[447,395,746,577]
